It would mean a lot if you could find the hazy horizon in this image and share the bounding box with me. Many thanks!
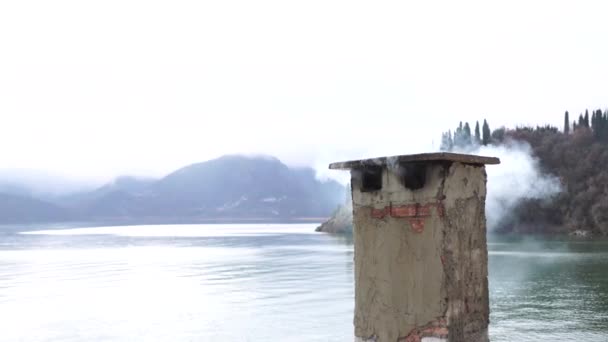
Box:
[0,153,344,191]
[3,1,608,181]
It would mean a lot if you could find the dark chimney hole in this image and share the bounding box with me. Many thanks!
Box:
[361,168,382,192]
[400,163,427,190]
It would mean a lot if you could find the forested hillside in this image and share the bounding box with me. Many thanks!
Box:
[441,110,608,235]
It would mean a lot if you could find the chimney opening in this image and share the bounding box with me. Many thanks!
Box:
[360,167,382,192]
[399,163,427,190]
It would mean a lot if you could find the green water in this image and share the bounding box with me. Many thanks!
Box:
[488,236,608,341]
[0,224,606,341]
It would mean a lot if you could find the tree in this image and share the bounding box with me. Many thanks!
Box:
[491,126,505,143]
[579,114,585,128]
[482,119,491,145]
[584,109,590,128]
[463,122,472,143]
[592,109,608,142]
[564,111,570,134]
[440,131,454,151]
[448,130,453,150]
[603,111,608,141]
[453,121,473,148]
[474,121,481,143]
[592,110,598,130]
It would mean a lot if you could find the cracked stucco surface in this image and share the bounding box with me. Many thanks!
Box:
[350,162,489,342]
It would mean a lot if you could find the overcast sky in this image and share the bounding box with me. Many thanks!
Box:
[2,0,608,181]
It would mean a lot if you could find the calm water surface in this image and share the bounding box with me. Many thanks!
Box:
[0,224,607,341]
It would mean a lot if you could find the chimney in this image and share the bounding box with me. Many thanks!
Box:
[330,153,500,342]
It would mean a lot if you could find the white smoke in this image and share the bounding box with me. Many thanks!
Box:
[462,141,562,230]
[316,139,562,231]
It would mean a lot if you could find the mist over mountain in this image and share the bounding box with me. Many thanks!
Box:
[0,155,345,224]
[0,169,97,199]
[56,176,157,211]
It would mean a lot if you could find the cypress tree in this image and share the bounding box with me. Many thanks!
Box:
[440,132,452,151]
[603,111,608,141]
[595,109,606,141]
[592,109,601,139]
[448,130,453,150]
[454,122,464,148]
[579,114,585,128]
[564,111,570,134]
[482,119,491,145]
[584,110,590,128]
[474,121,481,143]
[463,122,472,144]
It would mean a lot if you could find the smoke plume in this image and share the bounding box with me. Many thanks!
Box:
[317,140,562,231]
[461,141,561,230]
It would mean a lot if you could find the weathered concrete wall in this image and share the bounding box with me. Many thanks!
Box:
[351,162,489,342]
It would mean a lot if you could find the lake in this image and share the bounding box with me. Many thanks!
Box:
[0,224,607,341]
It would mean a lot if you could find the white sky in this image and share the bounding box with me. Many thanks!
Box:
[2,0,608,182]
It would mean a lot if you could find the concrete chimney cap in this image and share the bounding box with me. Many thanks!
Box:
[329,152,500,170]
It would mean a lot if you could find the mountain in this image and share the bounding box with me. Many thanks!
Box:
[56,176,156,212]
[146,156,341,217]
[0,193,70,223]
[82,155,345,220]
[0,155,346,224]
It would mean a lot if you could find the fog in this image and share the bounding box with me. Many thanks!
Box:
[3,1,608,180]
[0,0,602,211]
[0,169,98,197]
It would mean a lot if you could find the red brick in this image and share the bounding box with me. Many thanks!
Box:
[409,219,425,233]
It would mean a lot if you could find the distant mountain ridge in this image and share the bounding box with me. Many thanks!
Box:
[0,193,70,223]
[0,155,345,224]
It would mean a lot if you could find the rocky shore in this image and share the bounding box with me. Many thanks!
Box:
[315,201,353,234]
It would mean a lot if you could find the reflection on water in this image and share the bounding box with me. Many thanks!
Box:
[0,224,607,341]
